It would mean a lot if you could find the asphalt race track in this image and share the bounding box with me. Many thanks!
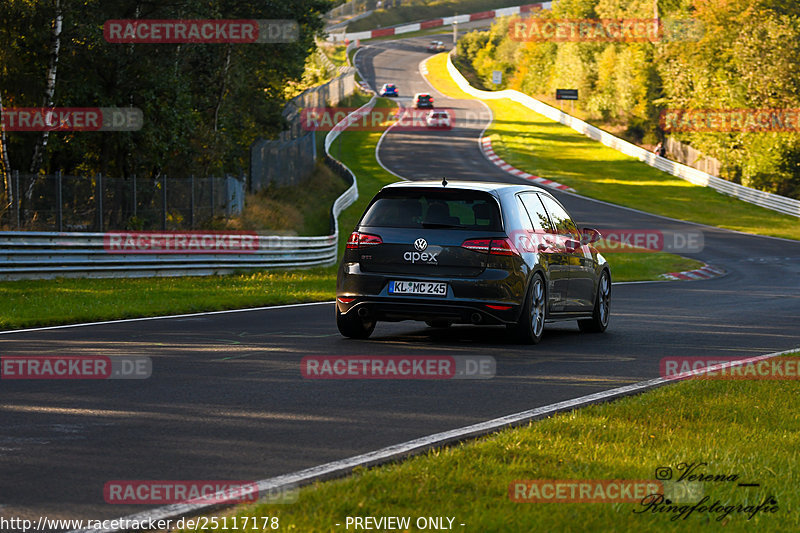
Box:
[1,35,799,525]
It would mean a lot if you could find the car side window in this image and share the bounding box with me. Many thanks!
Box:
[538,194,580,238]
[518,193,553,232]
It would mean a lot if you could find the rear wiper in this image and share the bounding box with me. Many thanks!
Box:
[422,222,464,229]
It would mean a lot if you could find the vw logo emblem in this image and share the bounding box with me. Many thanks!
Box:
[414,238,428,251]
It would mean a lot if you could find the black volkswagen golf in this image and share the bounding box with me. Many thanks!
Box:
[336,180,611,343]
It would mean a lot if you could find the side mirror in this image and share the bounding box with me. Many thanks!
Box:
[580,227,602,245]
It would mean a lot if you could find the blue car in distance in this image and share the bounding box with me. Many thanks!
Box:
[379,83,399,97]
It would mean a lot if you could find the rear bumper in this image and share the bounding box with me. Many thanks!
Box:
[336,264,525,325]
[337,298,519,325]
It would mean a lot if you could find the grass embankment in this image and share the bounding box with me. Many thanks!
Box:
[215,163,348,236]
[216,94,372,236]
[186,352,800,532]
[424,53,800,241]
[319,42,348,67]
[363,27,452,42]
[347,0,530,32]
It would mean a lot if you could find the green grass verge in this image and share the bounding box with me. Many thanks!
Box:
[605,252,704,282]
[319,43,348,67]
[0,269,336,330]
[423,53,800,241]
[186,353,800,532]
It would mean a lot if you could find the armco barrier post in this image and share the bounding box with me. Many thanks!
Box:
[132,174,137,218]
[210,176,215,219]
[190,174,195,229]
[14,169,20,229]
[161,174,168,231]
[56,171,63,232]
[97,173,103,232]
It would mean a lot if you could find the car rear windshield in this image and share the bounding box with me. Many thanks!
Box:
[360,189,502,230]
[417,95,432,102]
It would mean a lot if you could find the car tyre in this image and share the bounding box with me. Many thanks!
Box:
[336,307,376,339]
[578,270,610,333]
[509,273,546,344]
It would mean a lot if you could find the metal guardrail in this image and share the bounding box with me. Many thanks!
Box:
[0,97,378,281]
[0,232,338,280]
[445,54,800,219]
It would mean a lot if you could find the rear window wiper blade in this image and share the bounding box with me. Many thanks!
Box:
[422,222,465,229]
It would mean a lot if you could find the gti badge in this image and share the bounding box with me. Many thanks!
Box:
[414,238,428,251]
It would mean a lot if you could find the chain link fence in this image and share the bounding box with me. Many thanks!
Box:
[665,137,723,177]
[0,66,357,233]
[0,171,244,232]
[326,0,370,21]
[249,68,356,191]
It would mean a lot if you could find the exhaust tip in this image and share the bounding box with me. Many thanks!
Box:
[358,307,369,318]
[470,312,482,324]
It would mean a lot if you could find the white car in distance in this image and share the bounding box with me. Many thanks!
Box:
[426,109,452,129]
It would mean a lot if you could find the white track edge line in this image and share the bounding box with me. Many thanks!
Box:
[0,301,334,335]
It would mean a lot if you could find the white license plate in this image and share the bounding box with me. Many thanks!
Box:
[389,281,447,296]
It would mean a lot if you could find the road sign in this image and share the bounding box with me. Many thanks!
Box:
[556,89,578,100]
[492,70,502,85]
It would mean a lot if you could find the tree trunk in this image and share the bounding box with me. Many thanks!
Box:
[27,0,63,197]
[213,44,233,134]
[0,92,11,209]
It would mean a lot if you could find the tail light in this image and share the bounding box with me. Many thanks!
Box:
[461,238,490,252]
[488,238,519,256]
[347,231,383,249]
[461,238,519,256]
